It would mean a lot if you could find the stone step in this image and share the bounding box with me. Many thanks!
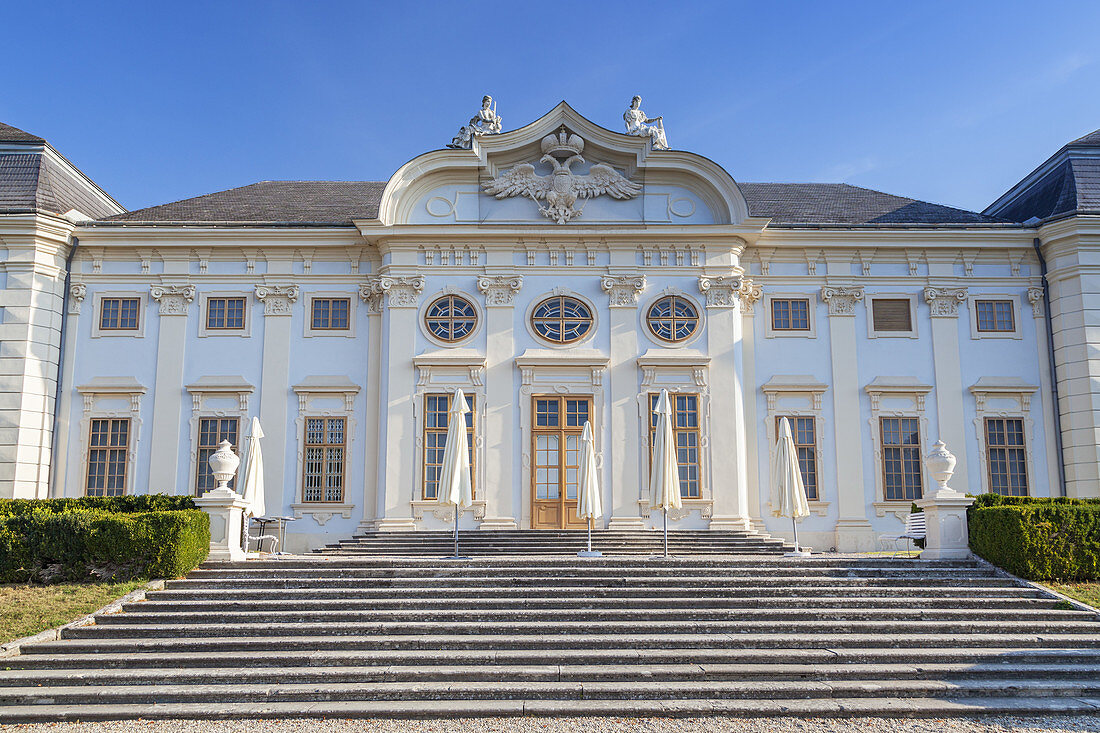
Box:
[4,696,1100,722]
[4,678,1100,707]
[184,566,999,579]
[3,663,1099,688]
[11,646,1097,669]
[34,633,1100,653]
[145,586,1045,601]
[99,608,1093,625]
[127,596,1059,612]
[206,557,983,569]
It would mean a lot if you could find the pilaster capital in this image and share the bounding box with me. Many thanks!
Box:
[820,285,864,316]
[738,277,763,315]
[358,278,384,314]
[254,284,300,316]
[363,275,425,308]
[1027,286,1045,317]
[150,284,195,316]
[477,275,524,307]
[600,275,647,307]
[698,275,742,308]
[923,286,967,318]
[68,282,87,315]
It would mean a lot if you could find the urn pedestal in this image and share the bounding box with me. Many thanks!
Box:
[914,440,975,561]
[194,440,247,562]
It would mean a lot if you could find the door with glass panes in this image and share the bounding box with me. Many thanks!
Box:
[531,395,593,529]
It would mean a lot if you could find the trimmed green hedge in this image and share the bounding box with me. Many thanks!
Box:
[969,500,1100,581]
[0,495,196,516]
[0,509,209,584]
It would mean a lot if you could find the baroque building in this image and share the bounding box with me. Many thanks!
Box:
[1,103,1098,552]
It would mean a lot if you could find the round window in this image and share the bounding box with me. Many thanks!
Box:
[531,296,593,344]
[646,295,699,342]
[424,295,478,342]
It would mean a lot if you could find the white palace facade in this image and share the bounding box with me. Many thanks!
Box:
[2,102,1099,552]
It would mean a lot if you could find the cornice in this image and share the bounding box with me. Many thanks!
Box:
[754,228,1035,247]
[71,226,366,245]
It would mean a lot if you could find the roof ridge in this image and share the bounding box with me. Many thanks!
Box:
[0,121,45,144]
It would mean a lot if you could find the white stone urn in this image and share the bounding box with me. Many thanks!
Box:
[208,439,240,493]
[924,440,958,494]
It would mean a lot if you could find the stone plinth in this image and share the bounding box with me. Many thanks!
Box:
[915,489,975,560]
[194,487,249,562]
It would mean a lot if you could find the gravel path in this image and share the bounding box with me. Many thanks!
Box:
[3,717,1100,732]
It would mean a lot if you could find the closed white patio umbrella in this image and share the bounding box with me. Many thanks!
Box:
[650,389,682,558]
[240,417,265,518]
[771,417,811,557]
[437,388,473,559]
[576,421,602,558]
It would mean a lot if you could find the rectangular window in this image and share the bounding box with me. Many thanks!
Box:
[99,298,141,331]
[196,417,240,496]
[986,417,1028,496]
[206,297,246,330]
[881,417,922,501]
[303,417,346,502]
[776,416,818,501]
[311,298,351,330]
[649,393,701,499]
[871,298,913,332]
[976,300,1015,333]
[423,393,476,500]
[771,298,811,331]
[86,418,130,496]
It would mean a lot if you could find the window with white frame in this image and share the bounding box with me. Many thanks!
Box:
[86,418,131,497]
[92,292,146,337]
[968,295,1021,339]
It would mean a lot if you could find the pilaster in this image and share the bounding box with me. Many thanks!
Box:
[357,282,383,530]
[820,285,875,550]
[255,283,298,515]
[737,278,765,533]
[602,274,646,530]
[477,274,524,529]
[923,286,969,492]
[147,284,195,494]
[700,275,751,531]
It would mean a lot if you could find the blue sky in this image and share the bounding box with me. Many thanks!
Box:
[3,1,1099,213]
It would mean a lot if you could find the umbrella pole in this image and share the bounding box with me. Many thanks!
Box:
[453,505,459,558]
[587,518,593,554]
[663,508,669,558]
[791,514,800,553]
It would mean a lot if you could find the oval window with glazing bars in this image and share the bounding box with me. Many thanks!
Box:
[531,296,593,344]
[424,295,478,342]
[647,295,699,342]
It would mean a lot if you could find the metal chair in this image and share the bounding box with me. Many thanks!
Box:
[245,517,279,554]
[878,512,927,557]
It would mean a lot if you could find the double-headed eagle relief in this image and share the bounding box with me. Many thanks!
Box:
[482,128,641,224]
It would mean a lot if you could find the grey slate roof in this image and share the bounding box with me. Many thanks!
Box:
[985,127,1100,222]
[0,122,45,144]
[100,180,1001,227]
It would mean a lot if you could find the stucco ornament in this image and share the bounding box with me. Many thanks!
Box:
[448,95,503,149]
[624,95,669,150]
[820,285,865,316]
[923,286,968,317]
[698,275,741,308]
[738,277,763,314]
[68,283,87,315]
[254,284,300,316]
[482,127,641,224]
[366,275,425,308]
[601,275,647,307]
[477,275,524,306]
[150,284,196,316]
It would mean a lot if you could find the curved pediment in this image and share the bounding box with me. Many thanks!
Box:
[375,101,748,227]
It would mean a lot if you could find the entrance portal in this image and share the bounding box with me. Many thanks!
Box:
[531,395,593,529]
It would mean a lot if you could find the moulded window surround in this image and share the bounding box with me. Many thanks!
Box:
[524,291,599,349]
[185,376,253,498]
[968,294,1022,340]
[304,292,356,337]
[639,290,704,349]
[76,378,146,498]
[865,377,931,519]
[760,375,830,516]
[969,377,1038,497]
[290,377,359,525]
[422,392,476,500]
[85,417,131,497]
[419,290,483,348]
[91,291,147,338]
[867,293,919,339]
[199,291,252,337]
[645,295,700,344]
[763,293,816,338]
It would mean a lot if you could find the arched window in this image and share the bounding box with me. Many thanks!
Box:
[531,296,593,344]
[647,295,699,342]
[424,295,478,342]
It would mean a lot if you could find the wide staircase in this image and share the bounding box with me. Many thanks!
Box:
[1,555,1099,720]
[317,529,793,555]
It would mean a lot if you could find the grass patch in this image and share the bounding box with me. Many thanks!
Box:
[1045,581,1100,608]
[0,581,147,644]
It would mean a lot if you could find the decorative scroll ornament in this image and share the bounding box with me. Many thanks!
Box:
[1027,287,1044,317]
[364,275,425,308]
[68,283,87,315]
[623,95,669,150]
[923,286,968,318]
[698,275,742,308]
[477,275,524,306]
[820,285,865,316]
[448,95,503,150]
[254,284,300,316]
[601,275,647,307]
[738,277,763,315]
[482,127,641,224]
[150,284,196,316]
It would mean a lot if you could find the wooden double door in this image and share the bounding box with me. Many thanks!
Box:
[531,395,593,529]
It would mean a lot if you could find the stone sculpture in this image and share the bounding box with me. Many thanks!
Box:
[624,95,668,150]
[448,95,503,149]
